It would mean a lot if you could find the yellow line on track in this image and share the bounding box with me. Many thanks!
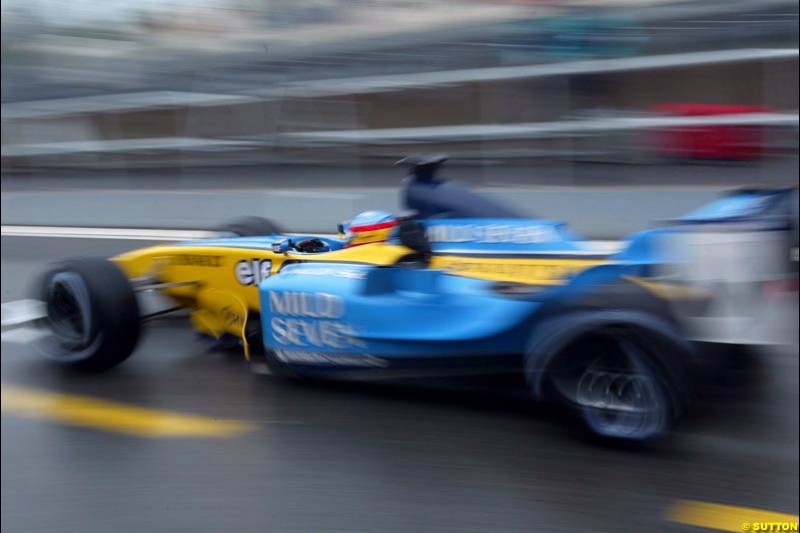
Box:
[1,384,254,438]
[667,500,799,532]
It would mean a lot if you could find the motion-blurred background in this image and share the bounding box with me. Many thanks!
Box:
[2,3,798,532]
[2,0,798,236]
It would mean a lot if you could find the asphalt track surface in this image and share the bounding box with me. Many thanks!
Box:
[2,235,799,532]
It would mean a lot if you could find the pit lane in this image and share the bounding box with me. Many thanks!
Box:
[2,235,798,532]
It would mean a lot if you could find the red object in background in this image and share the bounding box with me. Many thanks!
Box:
[650,103,770,160]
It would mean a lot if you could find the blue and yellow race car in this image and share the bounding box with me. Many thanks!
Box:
[37,156,795,441]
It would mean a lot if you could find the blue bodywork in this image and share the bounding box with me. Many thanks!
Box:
[256,172,795,377]
[263,264,536,358]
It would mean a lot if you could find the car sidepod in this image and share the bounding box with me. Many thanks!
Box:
[258,263,541,377]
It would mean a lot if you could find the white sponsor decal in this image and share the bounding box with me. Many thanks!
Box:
[235,259,272,285]
[281,267,366,280]
[270,318,364,349]
[425,224,560,244]
[269,292,363,350]
[268,292,344,318]
[273,349,387,367]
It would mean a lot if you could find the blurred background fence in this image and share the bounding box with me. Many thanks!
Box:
[1,0,798,233]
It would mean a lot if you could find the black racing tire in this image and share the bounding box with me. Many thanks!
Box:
[217,216,283,237]
[531,324,684,442]
[38,258,141,372]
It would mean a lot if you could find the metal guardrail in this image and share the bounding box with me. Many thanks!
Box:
[3,113,796,158]
[281,113,800,145]
[3,48,797,121]
[0,138,262,158]
[256,48,799,98]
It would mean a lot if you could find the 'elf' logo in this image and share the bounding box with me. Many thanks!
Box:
[235,259,272,286]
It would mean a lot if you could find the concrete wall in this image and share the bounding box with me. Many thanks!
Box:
[2,187,730,239]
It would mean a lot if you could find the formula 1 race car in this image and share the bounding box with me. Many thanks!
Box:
[36,156,796,441]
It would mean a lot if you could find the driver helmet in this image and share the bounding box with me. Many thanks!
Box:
[344,211,398,247]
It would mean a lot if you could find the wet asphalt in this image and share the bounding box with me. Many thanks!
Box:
[2,235,798,532]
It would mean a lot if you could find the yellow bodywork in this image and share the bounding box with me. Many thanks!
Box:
[112,242,414,354]
[429,255,608,286]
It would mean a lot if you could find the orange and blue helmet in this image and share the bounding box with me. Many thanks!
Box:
[344,211,398,247]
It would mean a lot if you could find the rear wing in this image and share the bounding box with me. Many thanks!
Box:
[653,188,797,345]
[673,188,797,230]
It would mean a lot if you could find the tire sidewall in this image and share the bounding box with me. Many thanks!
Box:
[525,311,690,441]
[39,258,140,372]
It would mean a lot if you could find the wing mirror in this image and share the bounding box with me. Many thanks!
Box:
[271,238,292,253]
[337,220,351,239]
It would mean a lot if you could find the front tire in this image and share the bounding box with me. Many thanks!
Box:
[38,258,140,372]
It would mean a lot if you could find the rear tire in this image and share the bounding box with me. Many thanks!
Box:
[536,327,678,441]
[217,217,283,237]
[39,258,140,372]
